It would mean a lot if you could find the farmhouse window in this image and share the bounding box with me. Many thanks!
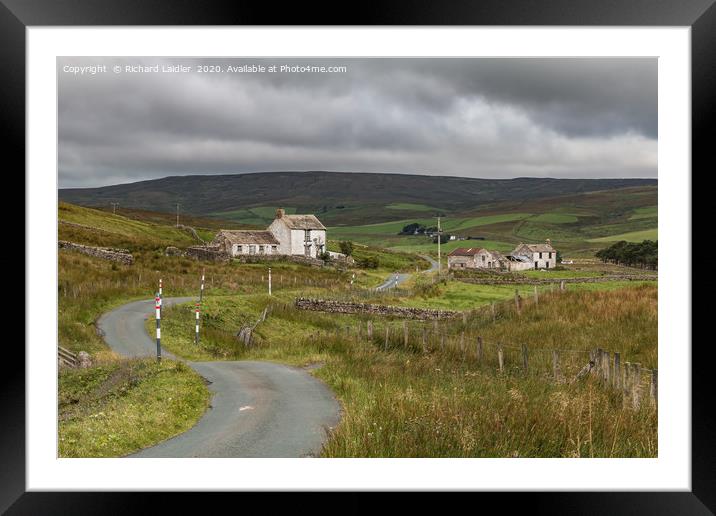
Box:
[539,252,543,259]
[236,245,242,253]
[259,245,265,254]
[249,245,256,255]
[271,245,278,253]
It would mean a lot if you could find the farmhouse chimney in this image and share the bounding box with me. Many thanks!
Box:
[546,238,552,246]
[276,208,285,219]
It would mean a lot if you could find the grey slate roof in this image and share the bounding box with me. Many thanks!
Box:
[280,214,326,230]
[215,230,280,245]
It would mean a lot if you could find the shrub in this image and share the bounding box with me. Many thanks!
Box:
[339,241,354,256]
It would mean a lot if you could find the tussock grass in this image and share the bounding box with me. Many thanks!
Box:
[157,284,657,457]
[58,358,210,457]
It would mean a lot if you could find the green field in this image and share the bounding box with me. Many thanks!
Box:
[529,213,579,224]
[385,202,438,212]
[211,206,297,225]
[629,206,658,220]
[588,229,658,243]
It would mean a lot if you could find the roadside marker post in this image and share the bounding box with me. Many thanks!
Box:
[268,267,272,296]
[195,302,200,345]
[155,294,162,363]
[159,278,163,298]
[200,269,205,303]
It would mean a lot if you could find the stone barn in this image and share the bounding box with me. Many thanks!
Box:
[447,248,506,270]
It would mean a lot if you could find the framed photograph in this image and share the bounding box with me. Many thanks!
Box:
[7,0,709,511]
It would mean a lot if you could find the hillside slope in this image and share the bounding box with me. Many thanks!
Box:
[59,171,656,225]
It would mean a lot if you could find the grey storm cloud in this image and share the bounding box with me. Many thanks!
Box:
[58,57,657,187]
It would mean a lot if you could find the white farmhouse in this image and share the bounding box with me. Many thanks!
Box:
[511,239,557,269]
[267,209,327,258]
[212,208,327,259]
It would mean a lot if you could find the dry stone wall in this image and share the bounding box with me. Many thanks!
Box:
[456,274,657,286]
[295,297,458,320]
[58,240,134,265]
[185,245,229,262]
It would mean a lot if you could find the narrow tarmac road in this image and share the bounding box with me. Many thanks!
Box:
[375,254,439,291]
[97,297,342,458]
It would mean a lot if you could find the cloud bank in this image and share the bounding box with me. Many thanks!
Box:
[58,57,657,187]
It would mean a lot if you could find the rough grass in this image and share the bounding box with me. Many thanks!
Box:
[156,285,657,457]
[58,358,210,457]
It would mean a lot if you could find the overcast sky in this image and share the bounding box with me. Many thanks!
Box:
[58,57,657,188]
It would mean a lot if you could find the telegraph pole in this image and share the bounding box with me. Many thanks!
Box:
[437,215,442,276]
[176,203,180,228]
[111,202,119,215]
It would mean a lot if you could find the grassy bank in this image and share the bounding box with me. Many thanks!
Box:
[155,284,657,457]
[58,359,210,457]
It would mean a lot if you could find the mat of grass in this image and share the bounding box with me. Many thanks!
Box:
[58,359,210,457]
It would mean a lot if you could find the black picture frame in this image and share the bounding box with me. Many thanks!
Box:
[5,0,708,512]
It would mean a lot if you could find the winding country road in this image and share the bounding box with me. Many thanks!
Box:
[375,254,440,291]
[97,298,342,458]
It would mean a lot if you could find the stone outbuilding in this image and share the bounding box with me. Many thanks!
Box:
[212,230,281,256]
[447,247,506,270]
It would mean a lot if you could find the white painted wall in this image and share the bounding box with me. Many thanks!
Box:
[289,229,326,257]
[267,219,292,255]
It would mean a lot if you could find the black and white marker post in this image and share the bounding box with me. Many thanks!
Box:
[194,302,200,345]
[155,293,162,362]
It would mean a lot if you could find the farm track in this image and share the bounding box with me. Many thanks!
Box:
[97,297,342,457]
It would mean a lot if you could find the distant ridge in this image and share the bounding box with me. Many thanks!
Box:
[59,171,656,218]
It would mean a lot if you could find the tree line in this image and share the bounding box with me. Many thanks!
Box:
[595,240,657,269]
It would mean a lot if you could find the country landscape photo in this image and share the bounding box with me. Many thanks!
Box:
[57,57,658,458]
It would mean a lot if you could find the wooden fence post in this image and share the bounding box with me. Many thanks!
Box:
[534,285,539,305]
[614,352,621,389]
[367,321,373,339]
[596,348,603,382]
[440,334,445,351]
[552,350,560,382]
[462,312,467,324]
[514,289,522,314]
[422,328,427,353]
[384,326,389,351]
[650,369,658,408]
[403,321,409,347]
[631,363,642,410]
[560,280,565,291]
[491,302,496,322]
[521,343,529,373]
[460,332,465,358]
[498,344,505,373]
[476,336,483,362]
[622,361,631,408]
[603,351,611,386]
